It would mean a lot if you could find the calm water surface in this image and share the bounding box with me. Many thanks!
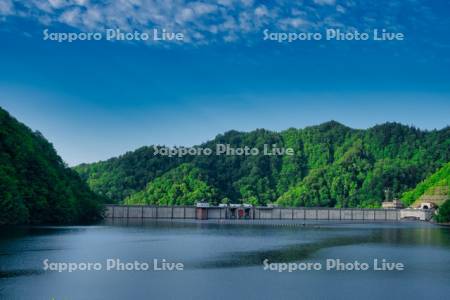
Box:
[0,220,449,300]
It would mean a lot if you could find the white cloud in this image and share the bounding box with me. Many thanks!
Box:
[176,8,195,23]
[48,0,67,9]
[218,0,233,7]
[314,0,336,5]
[0,0,434,45]
[336,5,346,13]
[191,2,217,15]
[58,7,81,26]
[29,0,54,13]
[73,0,88,5]
[0,0,14,15]
[82,6,102,29]
[240,0,253,7]
[254,5,268,17]
[279,17,308,30]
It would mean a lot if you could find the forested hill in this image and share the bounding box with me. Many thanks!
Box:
[75,121,450,208]
[0,107,104,225]
[401,162,450,207]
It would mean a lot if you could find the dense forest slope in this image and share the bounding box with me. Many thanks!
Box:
[125,163,217,205]
[401,162,450,207]
[0,107,104,225]
[75,121,450,208]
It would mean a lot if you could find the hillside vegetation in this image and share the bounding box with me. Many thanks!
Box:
[402,162,450,207]
[125,163,217,205]
[76,121,449,208]
[400,162,450,223]
[0,107,104,225]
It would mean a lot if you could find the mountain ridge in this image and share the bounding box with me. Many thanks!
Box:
[75,121,449,208]
[76,121,449,168]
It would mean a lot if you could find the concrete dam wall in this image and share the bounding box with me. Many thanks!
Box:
[105,205,434,221]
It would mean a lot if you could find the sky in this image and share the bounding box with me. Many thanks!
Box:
[0,0,450,166]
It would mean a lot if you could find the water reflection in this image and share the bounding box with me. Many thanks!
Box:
[194,235,373,269]
[0,221,449,299]
[0,269,44,278]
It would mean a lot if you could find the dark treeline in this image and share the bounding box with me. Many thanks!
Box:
[75,121,450,208]
[0,107,104,225]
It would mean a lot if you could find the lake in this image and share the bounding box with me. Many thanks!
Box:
[1,220,449,300]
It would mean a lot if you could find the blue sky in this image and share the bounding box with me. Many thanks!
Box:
[0,0,450,165]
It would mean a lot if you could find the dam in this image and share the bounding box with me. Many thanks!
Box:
[105,205,434,221]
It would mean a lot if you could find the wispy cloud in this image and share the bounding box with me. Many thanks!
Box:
[0,0,14,15]
[0,0,438,44]
[314,0,336,6]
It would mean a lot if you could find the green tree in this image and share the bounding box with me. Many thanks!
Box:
[0,107,104,225]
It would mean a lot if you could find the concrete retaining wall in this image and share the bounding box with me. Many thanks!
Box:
[172,207,185,219]
[105,205,432,221]
[399,209,433,221]
[107,205,196,219]
[143,206,156,218]
[293,209,305,219]
[185,207,196,219]
[207,208,222,219]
